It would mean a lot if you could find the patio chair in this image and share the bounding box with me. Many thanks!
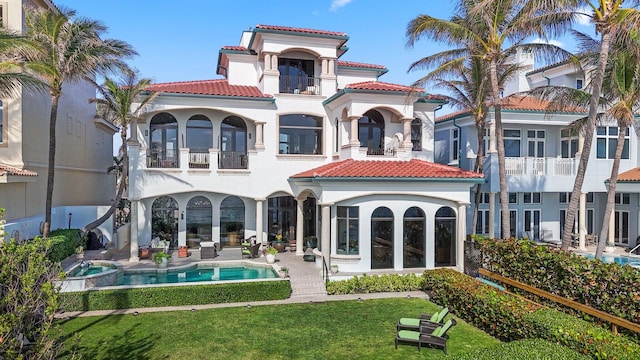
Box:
[242,243,261,259]
[397,307,449,331]
[395,319,457,353]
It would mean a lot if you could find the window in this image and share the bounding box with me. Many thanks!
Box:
[504,129,521,157]
[576,79,583,89]
[482,128,490,154]
[524,209,541,240]
[615,193,630,205]
[334,118,339,153]
[478,192,490,204]
[279,114,322,155]
[148,112,178,168]
[523,192,541,204]
[411,119,422,151]
[500,192,518,204]
[337,206,359,255]
[560,192,593,203]
[561,128,579,158]
[527,130,545,157]
[358,110,385,154]
[596,126,629,159]
[451,128,459,161]
[220,116,247,169]
[220,196,245,248]
[403,207,425,268]
[476,209,490,235]
[500,210,517,239]
[278,58,315,94]
[587,192,594,203]
[614,210,629,244]
[186,196,212,248]
[187,115,213,151]
[372,207,394,269]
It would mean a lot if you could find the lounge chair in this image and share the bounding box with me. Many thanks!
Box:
[242,243,261,258]
[395,319,457,353]
[397,307,449,331]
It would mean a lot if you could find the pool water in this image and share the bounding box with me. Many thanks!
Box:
[582,254,640,268]
[117,266,278,285]
[68,265,115,277]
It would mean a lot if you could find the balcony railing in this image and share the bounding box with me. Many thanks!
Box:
[189,151,209,169]
[505,157,574,176]
[219,151,248,169]
[279,76,321,95]
[147,149,178,168]
[366,147,396,157]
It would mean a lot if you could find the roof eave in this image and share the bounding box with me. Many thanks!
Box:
[300,176,484,183]
[156,92,275,103]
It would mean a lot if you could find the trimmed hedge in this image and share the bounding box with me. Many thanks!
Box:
[424,269,640,359]
[325,273,425,295]
[451,339,590,360]
[59,280,292,311]
[479,238,640,324]
[47,229,83,263]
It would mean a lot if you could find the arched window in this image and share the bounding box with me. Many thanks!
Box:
[151,196,178,248]
[220,196,245,247]
[186,196,212,248]
[403,207,425,268]
[279,114,322,155]
[359,110,385,155]
[371,207,393,269]
[411,119,422,151]
[149,112,178,168]
[220,116,247,169]
[435,207,456,267]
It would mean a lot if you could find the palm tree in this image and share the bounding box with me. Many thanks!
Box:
[560,0,640,249]
[82,71,157,234]
[21,7,135,238]
[407,0,575,239]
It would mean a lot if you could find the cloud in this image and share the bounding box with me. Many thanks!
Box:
[329,0,353,12]
[531,38,564,48]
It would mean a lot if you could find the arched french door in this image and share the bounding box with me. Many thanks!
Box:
[186,196,212,248]
[151,196,178,249]
[267,196,296,242]
[149,112,178,168]
[187,115,212,168]
[371,207,393,269]
[220,196,245,247]
[435,207,456,267]
[359,110,385,155]
[220,116,247,169]
[403,207,425,268]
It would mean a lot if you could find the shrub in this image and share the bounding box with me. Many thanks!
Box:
[47,229,83,263]
[325,273,425,295]
[59,280,292,311]
[479,239,640,324]
[451,339,590,360]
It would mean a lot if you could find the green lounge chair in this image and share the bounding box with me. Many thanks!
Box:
[396,307,449,331]
[395,318,457,353]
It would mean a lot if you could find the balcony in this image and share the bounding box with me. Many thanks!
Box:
[219,151,248,169]
[279,76,321,95]
[366,147,396,157]
[189,150,210,169]
[147,149,179,168]
[505,157,574,176]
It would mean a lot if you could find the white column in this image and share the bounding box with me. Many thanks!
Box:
[179,148,189,171]
[271,54,278,72]
[349,116,360,145]
[264,53,271,71]
[321,58,328,75]
[255,122,265,150]
[296,198,304,255]
[579,192,587,250]
[489,122,497,153]
[129,200,140,262]
[321,204,331,266]
[255,199,264,246]
[488,192,496,239]
[401,118,413,148]
[328,59,335,75]
[457,203,467,272]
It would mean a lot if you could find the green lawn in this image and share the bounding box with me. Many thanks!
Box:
[57,298,499,359]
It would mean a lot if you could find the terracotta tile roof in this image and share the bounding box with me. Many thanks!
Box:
[0,163,37,177]
[436,96,586,122]
[526,60,571,75]
[617,168,640,182]
[345,81,424,93]
[146,80,271,99]
[220,46,249,52]
[255,24,348,38]
[337,60,387,70]
[291,159,483,180]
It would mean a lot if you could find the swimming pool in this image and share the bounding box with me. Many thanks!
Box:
[68,264,116,277]
[116,265,279,286]
[581,254,640,268]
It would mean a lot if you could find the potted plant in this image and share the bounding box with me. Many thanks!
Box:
[272,234,286,252]
[154,252,171,268]
[280,266,289,278]
[265,246,278,264]
[330,264,339,274]
[178,246,188,258]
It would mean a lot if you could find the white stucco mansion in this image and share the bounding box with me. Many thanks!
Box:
[126,24,483,272]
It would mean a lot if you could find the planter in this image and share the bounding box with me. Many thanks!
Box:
[330,265,339,274]
[266,253,276,264]
[158,257,168,268]
[272,241,286,253]
[178,246,188,258]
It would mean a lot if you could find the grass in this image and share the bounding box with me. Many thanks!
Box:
[57,297,499,359]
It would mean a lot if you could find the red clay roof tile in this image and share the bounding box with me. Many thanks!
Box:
[221,46,249,52]
[337,60,387,70]
[146,80,271,98]
[291,159,483,180]
[345,81,424,93]
[617,168,640,182]
[255,24,348,37]
[0,163,37,177]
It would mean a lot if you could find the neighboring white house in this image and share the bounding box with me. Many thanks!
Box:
[127,24,483,273]
[0,0,117,241]
[434,49,640,251]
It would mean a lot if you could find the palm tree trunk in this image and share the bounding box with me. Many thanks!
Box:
[42,93,61,239]
[489,59,509,239]
[471,121,485,235]
[595,125,626,258]
[561,32,612,250]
